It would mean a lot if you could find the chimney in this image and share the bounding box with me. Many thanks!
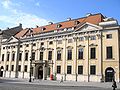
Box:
[19,23,22,28]
[36,25,39,28]
[67,18,71,21]
[86,13,92,17]
[48,22,53,25]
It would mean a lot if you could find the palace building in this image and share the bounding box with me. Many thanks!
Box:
[0,13,120,82]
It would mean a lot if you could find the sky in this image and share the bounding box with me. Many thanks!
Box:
[0,0,120,30]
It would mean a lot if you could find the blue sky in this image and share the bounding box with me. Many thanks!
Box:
[0,0,120,29]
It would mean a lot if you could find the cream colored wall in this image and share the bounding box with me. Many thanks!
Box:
[0,28,119,82]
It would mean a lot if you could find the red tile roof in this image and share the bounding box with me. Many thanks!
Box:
[15,13,104,38]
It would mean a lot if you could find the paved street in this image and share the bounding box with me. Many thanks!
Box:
[0,78,120,90]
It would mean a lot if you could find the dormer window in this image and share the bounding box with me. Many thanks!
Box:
[56,24,62,28]
[74,20,80,25]
[41,27,46,31]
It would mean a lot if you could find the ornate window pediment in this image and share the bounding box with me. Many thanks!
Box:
[67,46,73,49]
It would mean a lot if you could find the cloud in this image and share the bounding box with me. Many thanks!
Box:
[1,0,11,9]
[0,0,50,29]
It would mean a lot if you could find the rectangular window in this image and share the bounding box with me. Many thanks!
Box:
[40,52,43,60]
[68,39,72,43]
[106,34,112,39]
[79,37,84,41]
[19,53,22,61]
[24,65,27,72]
[107,46,113,59]
[3,47,5,49]
[6,65,8,71]
[41,42,44,46]
[57,66,61,74]
[48,51,52,60]
[11,65,14,71]
[90,65,96,75]
[32,52,35,60]
[26,44,29,47]
[33,43,36,46]
[90,36,96,40]
[18,65,21,72]
[57,50,61,60]
[7,53,10,61]
[12,53,15,61]
[78,66,83,74]
[67,66,72,74]
[2,54,4,61]
[57,40,62,44]
[67,50,72,60]
[25,52,28,61]
[78,48,83,59]
[20,45,22,48]
[90,48,96,59]
[49,41,53,45]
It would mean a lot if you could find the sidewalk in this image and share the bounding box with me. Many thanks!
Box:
[1,77,120,89]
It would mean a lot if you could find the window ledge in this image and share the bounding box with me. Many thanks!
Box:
[90,58,97,60]
[106,58,115,60]
[78,59,84,60]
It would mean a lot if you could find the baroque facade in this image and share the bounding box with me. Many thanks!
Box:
[0,13,120,82]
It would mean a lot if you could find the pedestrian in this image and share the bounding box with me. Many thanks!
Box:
[112,79,117,90]
[60,76,63,83]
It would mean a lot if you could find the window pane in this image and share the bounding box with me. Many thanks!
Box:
[11,65,14,71]
[32,52,35,60]
[106,34,112,39]
[67,50,72,60]
[90,65,96,75]
[57,50,61,60]
[78,66,83,74]
[67,66,72,74]
[90,48,96,59]
[25,52,28,61]
[19,53,22,61]
[12,53,15,61]
[48,51,52,60]
[18,65,21,72]
[2,54,4,61]
[40,52,43,60]
[107,46,113,59]
[57,66,61,74]
[7,53,10,61]
[24,65,27,72]
[78,48,83,59]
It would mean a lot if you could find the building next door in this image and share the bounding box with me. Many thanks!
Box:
[105,67,115,82]
[38,66,43,79]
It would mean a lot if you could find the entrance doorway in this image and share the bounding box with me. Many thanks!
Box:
[0,66,4,77]
[105,67,114,82]
[38,66,43,79]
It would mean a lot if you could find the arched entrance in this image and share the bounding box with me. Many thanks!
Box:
[0,66,4,77]
[105,67,115,82]
[38,66,43,79]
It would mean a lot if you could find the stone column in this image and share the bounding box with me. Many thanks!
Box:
[62,38,66,81]
[8,48,12,78]
[3,45,8,77]
[21,44,26,78]
[97,32,103,82]
[53,39,57,74]
[84,34,90,82]
[14,43,20,78]
[43,64,47,80]
[73,37,77,81]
